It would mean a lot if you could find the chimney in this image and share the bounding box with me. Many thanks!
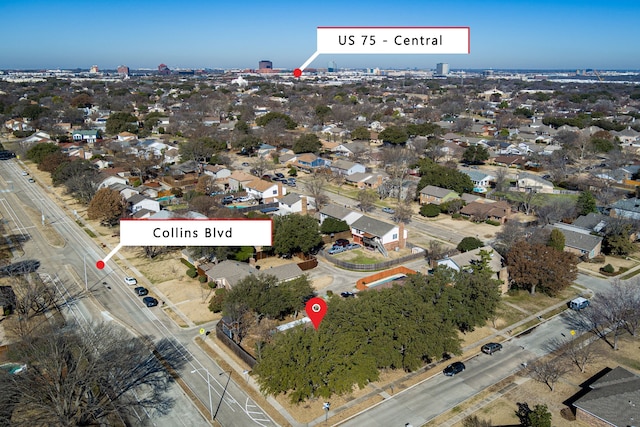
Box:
[398,222,406,249]
[277,181,283,197]
[301,196,308,215]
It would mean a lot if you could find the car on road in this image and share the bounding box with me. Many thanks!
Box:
[443,361,465,376]
[21,171,28,176]
[143,296,158,307]
[327,245,346,255]
[340,291,355,298]
[345,243,361,250]
[134,286,149,296]
[28,178,35,183]
[382,207,395,214]
[334,238,350,247]
[481,342,503,355]
[124,277,137,285]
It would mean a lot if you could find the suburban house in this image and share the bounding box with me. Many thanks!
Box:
[436,246,509,294]
[228,171,257,192]
[260,264,304,283]
[277,193,314,215]
[516,172,554,193]
[344,172,385,189]
[572,366,640,427]
[332,141,369,157]
[572,213,610,234]
[329,159,366,176]
[98,175,129,190]
[610,197,640,220]
[318,204,363,226]
[293,153,329,172]
[127,194,160,214]
[460,169,495,192]
[200,260,256,289]
[258,143,277,158]
[72,129,99,144]
[460,200,511,224]
[203,165,231,180]
[245,179,285,203]
[350,216,407,255]
[551,223,603,259]
[419,185,459,205]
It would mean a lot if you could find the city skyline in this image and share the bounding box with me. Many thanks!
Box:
[1,0,639,71]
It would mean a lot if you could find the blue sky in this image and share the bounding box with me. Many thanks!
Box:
[1,0,638,70]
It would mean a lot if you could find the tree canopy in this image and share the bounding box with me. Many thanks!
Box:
[416,158,474,194]
[292,133,322,154]
[26,143,60,164]
[87,188,124,226]
[319,217,350,234]
[272,214,322,255]
[105,111,138,135]
[462,145,490,165]
[255,111,297,130]
[378,126,408,144]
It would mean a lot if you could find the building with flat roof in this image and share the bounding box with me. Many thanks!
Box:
[258,60,272,70]
[436,62,449,76]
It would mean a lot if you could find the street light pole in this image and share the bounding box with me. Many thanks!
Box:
[213,371,232,421]
[83,254,88,291]
[191,369,213,422]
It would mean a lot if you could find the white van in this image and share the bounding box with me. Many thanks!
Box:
[569,297,590,311]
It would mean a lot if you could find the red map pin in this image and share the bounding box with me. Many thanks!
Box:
[305,297,327,330]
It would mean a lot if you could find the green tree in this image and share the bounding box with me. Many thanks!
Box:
[602,224,636,255]
[320,217,350,234]
[378,126,408,144]
[87,188,124,226]
[37,151,70,173]
[351,126,371,141]
[256,111,297,130]
[547,228,565,251]
[576,191,597,216]
[314,105,332,123]
[416,158,474,194]
[462,145,490,165]
[26,143,60,164]
[273,214,322,255]
[527,404,552,427]
[419,203,440,217]
[292,133,322,154]
[208,288,228,313]
[105,112,138,135]
[457,237,483,253]
[506,241,578,295]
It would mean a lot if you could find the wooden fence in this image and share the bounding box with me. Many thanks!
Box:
[215,322,257,368]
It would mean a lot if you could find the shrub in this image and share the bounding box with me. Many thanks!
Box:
[485,219,501,226]
[186,267,198,278]
[419,203,441,218]
[602,263,615,274]
[451,213,462,219]
[208,288,228,313]
[199,275,208,283]
[180,258,195,269]
[208,281,216,289]
[457,236,484,253]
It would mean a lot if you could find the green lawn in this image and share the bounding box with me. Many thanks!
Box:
[492,191,579,207]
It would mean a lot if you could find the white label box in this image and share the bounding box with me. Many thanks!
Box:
[119,219,272,247]
[316,26,470,55]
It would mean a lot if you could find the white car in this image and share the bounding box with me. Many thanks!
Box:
[124,277,137,285]
[21,171,29,176]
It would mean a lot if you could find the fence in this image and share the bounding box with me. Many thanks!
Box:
[319,244,427,272]
[215,322,257,368]
[228,202,279,214]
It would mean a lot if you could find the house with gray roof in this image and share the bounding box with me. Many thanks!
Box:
[318,204,363,226]
[200,260,256,289]
[278,193,314,215]
[572,213,609,233]
[460,169,495,192]
[419,185,459,205]
[516,172,554,194]
[551,223,603,259]
[263,264,304,283]
[573,366,640,427]
[610,197,640,220]
[436,246,509,294]
[350,215,407,254]
[329,159,366,176]
[126,193,160,214]
[344,172,385,189]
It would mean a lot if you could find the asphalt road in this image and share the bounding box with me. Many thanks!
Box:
[0,158,275,427]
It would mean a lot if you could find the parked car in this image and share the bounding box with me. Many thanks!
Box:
[134,286,149,296]
[327,245,346,255]
[221,195,235,205]
[569,297,590,311]
[143,296,158,307]
[334,238,350,247]
[340,291,355,298]
[481,342,502,355]
[346,243,361,250]
[287,181,296,187]
[382,207,395,214]
[275,172,285,179]
[21,171,28,176]
[443,361,465,376]
[124,277,137,285]
[28,178,35,183]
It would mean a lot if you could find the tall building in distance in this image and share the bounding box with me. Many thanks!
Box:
[158,63,170,75]
[328,60,337,72]
[258,60,273,70]
[436,63,449,76]
[89,65,99,73]
[117,65,130,76]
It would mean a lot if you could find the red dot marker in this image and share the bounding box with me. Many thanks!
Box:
[293,68,302,78]
[96,260,105,270]
[305,297,327,330]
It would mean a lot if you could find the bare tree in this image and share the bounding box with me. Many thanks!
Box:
[356,189,377,212]
[528,358,569,391]
[252,157,272,177]
[551,336,602,373]
[305,175,329,211]
[493,167,509,193]
[514,189,541,215]
[393,203,413,224]
[4,322,184,426]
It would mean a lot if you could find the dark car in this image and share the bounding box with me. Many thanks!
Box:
[143,296,158,307]
[275,172,285,179]
[134,286,149,296]
[340,291,355,298]
[481,342,502,355]
[334,238,350,247]
[443,361,465,376]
